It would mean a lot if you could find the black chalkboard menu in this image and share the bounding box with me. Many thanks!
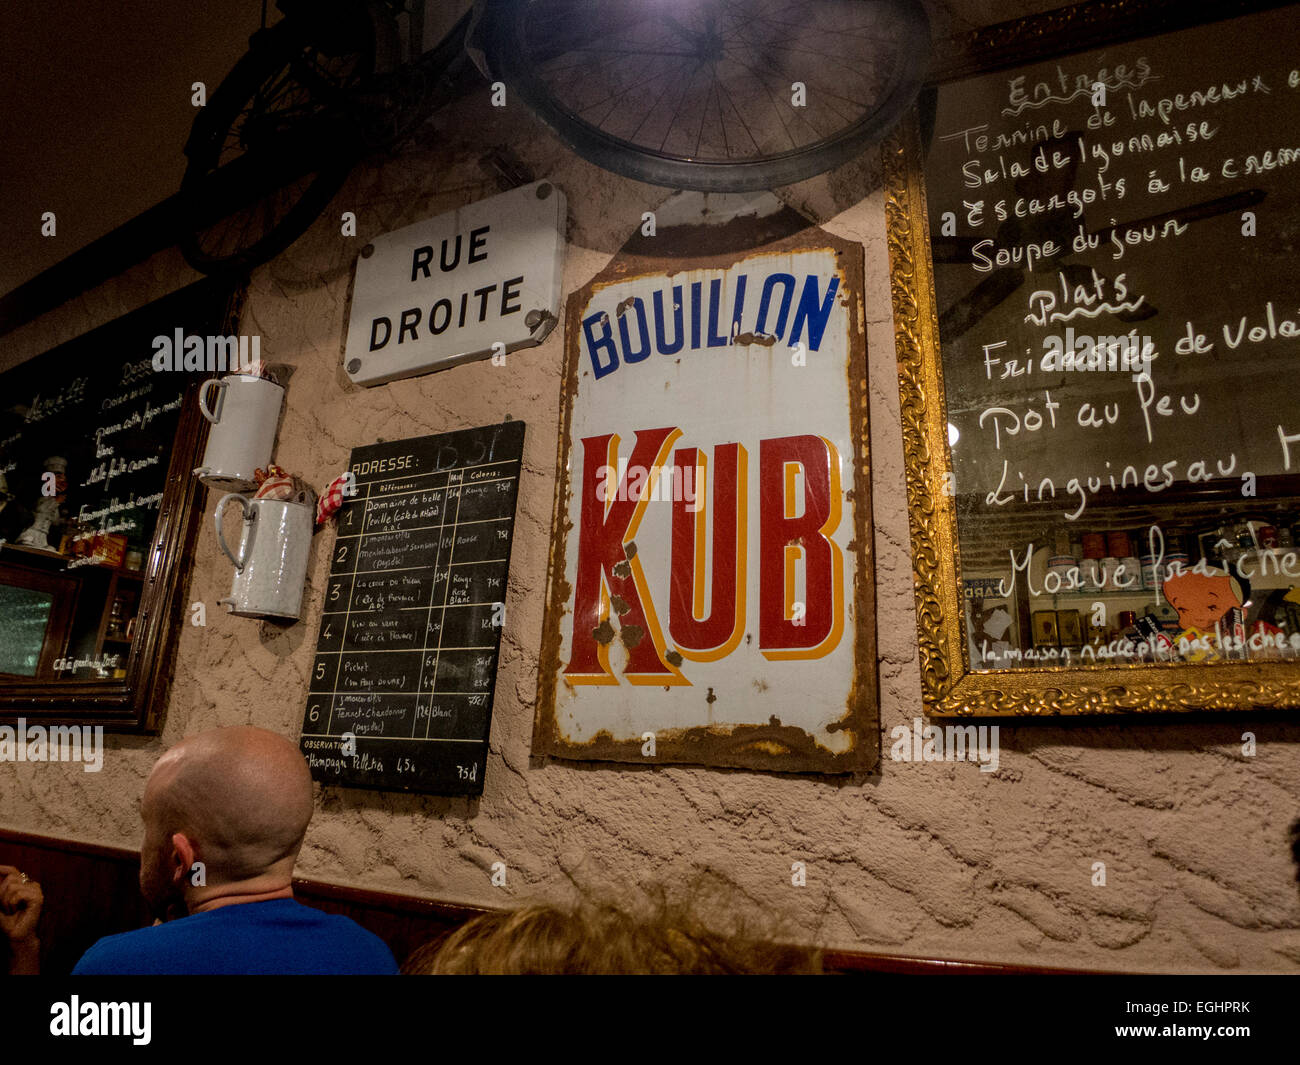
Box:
[300,421,525,794]
[0,283,226,560]
[916,2,1300,671]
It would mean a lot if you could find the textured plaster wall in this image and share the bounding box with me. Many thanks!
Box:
[3,81,1300,975]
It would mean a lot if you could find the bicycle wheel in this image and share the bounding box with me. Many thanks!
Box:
[484,0,930,191]
[179,20,376,276]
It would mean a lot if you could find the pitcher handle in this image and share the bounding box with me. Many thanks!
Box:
[198,378,227,424]
[214,493,252,571]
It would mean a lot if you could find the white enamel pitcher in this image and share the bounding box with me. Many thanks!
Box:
[214,494,312,619]
[194,374,284,491]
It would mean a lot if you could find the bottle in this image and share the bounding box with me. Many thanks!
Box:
[107,597,126,638]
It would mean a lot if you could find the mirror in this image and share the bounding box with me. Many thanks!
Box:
[0,278,239,728]
[885,0,1300,714]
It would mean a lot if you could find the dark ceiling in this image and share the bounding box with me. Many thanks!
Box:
[0,1,1061,304]
[0,1,254,298]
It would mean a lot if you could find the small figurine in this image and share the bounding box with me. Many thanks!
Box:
[16,456,68,549]
[0,470,34,544]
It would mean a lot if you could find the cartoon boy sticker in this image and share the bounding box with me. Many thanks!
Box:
[1163,567,1246,662]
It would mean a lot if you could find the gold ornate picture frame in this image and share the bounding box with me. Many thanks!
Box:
[884,0,1300,716]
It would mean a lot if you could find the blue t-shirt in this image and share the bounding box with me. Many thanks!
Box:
[72,898,399,975]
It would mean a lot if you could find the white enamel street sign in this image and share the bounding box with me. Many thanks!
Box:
[344,180,565,387]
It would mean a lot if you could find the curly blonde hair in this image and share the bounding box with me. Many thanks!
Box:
[404,895,822,975]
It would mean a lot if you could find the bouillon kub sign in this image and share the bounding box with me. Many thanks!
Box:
[535,195,878,775]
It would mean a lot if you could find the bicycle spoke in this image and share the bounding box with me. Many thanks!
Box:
[726,0,905,45]
[658,56,708,153]
[694,75,715,158]
[718,39,812,150]
[721,36,887,83]
[731,12,877,141]
[538,47,705,58]
[617,57,695,144]
[573,52,689,124]
[534,18,682,81]
[718,0,909,88]
[716,75,762,155]
[250,66,311,117]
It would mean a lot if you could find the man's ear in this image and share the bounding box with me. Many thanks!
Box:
[170,833,197,886]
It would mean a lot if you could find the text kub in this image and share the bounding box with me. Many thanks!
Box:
[565,429,845,685]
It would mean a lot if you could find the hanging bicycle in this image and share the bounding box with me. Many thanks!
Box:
[178,0,930,276]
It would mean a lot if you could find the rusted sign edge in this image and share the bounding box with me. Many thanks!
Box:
[532,223,880,777]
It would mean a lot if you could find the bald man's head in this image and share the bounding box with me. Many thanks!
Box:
[139,727,314,914]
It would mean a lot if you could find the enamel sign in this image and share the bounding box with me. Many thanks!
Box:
[344,181,565,387]
[535,222,878,775]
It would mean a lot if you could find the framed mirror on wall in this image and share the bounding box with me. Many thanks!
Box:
[884,0,1300,716]
[0,278,242,730]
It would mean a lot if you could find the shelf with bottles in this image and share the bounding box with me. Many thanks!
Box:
[971,504,1300,664]
[93,577,141,671]
[0,540,146,578]
[1025,543,1155,602]
[1213,548,1300,592]
[1039,586,1158,601]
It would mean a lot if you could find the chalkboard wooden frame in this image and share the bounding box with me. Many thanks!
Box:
[300,421,527,795]
[0,279,240,731]
[884,0,1300,717]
